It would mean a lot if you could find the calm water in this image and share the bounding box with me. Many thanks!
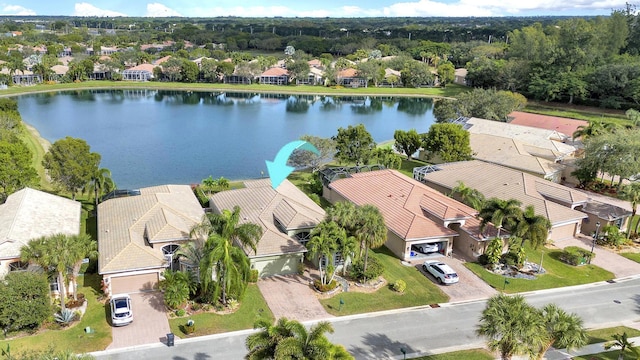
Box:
[17,90,435,189]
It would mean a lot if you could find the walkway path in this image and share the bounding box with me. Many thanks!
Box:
[257,273,333,322]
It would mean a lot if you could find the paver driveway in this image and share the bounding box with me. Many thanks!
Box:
[107,292,170,349]
[555,235,640,279]
[258,274,333,322]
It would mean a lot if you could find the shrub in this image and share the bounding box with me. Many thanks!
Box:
[227,298,240,310]
[297,262,306,275]
[313,279,338,292]
[477,254,489,266]
[190,302,202,311]
[502,252,519,267]
[560,246,594,266]
[54,308,77,325]
[249,269,259,283]
[184,319,195,334]
[350,257,385,283]
[308,193,321,206]
[175,309,186,317]
[485,237,503,267]
[393,279,407,293]
[0,271,51,333]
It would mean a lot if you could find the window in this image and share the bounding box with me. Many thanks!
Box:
[162,244,180,271]
[49,276,60,293]
[295,232,311,246]
[9,261,28,272]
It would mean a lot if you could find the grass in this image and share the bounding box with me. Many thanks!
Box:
[320,246,449,316]
[18,123,52,190]
[411,349,495,360]
[586,326,640,345]
[168,284,274,337]
[465,244,614,293]
[620,252,640,263]
[399,158,430,178]
[1,81,469,99]
[0,274,111,354]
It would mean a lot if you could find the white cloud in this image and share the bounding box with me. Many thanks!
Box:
[1,5,36,15]
[72,2,127,17]
[146,3,182,17]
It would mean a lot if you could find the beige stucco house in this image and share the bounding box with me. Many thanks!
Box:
[323,169,500,260]
[0,188,81,292]
[97,185,204,296]
[209,179,325,277]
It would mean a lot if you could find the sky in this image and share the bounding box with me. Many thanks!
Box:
[2,0,631,18]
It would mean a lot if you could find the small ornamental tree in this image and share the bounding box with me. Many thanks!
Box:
[0,271,51,335]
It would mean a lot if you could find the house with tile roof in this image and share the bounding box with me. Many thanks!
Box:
[508,111,588,140]
[122,63,156,81]
[323,169,500,260]
[416,160,631,241]
[97,185,204,296]
[336,68,367,88]
[209,179,325,277]
[0,188,81,291]
[259,67,289,85]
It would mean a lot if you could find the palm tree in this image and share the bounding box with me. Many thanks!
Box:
[326,201,358,236]
[354,205,387,273]
[84,167,116,206]
[159,270,197,309]
[573,120,605,140]
[451,181,486,211]
[274,320,340,360]
[479,198,523,238]
[175,237,206,281]
[68,234,98,301]
[308,221,341,286]
[604,332,639,360]
[200,233,251,305]
[620,182,640,235]
[477,294,548,360]
[536,303,587,359]
[337,234,357,276]
[514,205,552,249]
[20,234,87,310]
[191,206,262,255]
[246,317,297,360]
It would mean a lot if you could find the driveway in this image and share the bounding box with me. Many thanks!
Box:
[413,256,497,303]
[555,235,640,279]
[258,274,333,322]
[107,292,171,349]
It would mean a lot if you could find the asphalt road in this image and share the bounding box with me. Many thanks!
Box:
[93,277,640,360]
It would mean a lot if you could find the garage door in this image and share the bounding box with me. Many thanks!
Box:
[549,223,577,241]
[111,273,159,294]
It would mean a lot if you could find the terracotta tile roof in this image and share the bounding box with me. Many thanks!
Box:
[509,111,588,138]
[124,63,156,72]
[154,55,171,65]
[329,170,476,241]
[261,67,289,76]
[209,179,324,257]
[337,68,358,78]
[0,188,81,260]
[98,185,204,274]
[421,161,588,226]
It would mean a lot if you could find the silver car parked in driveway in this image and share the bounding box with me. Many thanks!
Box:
[422,260,459,285]
[110,294,133,326]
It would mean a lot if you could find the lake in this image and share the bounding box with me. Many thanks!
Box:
[17,90,435,189]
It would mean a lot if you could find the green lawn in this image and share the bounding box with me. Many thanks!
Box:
[465,245,614,293]
[620,252,640,263]
[168,284,274,337]
[411,349,495,360]
[586,326,640,345]
[320,247,449,316]
[399,158,430,178]
[1,81,469,99]
[0,274,111,354]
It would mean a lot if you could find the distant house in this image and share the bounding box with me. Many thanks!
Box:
[260,67,289,85]
[416,160,631,241]
[209,179,325,277]
[307,59,324,69]
[122,63,156,81]
[454,68,468,86]
[0,188,81,293]
[336,68,367,88]
[322,168,500,260]
[98,185,205,296]
[508,111,588,140]
[0,68,41,85]
[50,65,69,81]
[296,67,324,85]
[380,68,402,87]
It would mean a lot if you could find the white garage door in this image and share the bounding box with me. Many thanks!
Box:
[549,223,577,241]
[111,273,159,294]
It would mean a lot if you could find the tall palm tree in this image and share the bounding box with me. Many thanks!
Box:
[355,205,387,273]
[536,303,587,359]
[175,237,206,281]
[84,167,116,206]
[191,206,262,255]
[451,181,486,211]
[20,234,87,310]
[477,294,548,360]
[514,205,552,249]
[68,234,98,300]
[620,182,640,235]
[200,233,251,305]
[604,332,639,360]
[479,198,523,238]
[308,221,341,286]
[337,233,357,276]
[326,201,358,236]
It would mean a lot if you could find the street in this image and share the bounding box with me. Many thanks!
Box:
[93,277,640,360]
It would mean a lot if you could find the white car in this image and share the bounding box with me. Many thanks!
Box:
[414,243,440,254]
[110,294,133,326]
[422,260,459,285]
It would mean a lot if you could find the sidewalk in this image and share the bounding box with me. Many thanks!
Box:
[543,336,640,360]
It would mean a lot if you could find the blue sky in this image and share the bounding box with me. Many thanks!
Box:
[4,0,631,17]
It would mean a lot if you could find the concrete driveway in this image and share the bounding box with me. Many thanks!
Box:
[107,292,171,349]
[258,274,333,322]
[414,256,497,303]
[555,235,640,279]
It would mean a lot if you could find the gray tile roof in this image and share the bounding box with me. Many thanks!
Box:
[98,185,204,274]
[209,179,324,257]
[0,188,81,260]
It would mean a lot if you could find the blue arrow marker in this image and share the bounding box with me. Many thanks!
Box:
[266,140,319,189]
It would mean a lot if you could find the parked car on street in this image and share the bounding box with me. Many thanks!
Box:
[413,243,440,254]
[422,260,459,285]
[110,294,133,326]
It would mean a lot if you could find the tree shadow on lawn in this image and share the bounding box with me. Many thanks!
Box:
[349,332,417,359]
[172,353,211,360]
